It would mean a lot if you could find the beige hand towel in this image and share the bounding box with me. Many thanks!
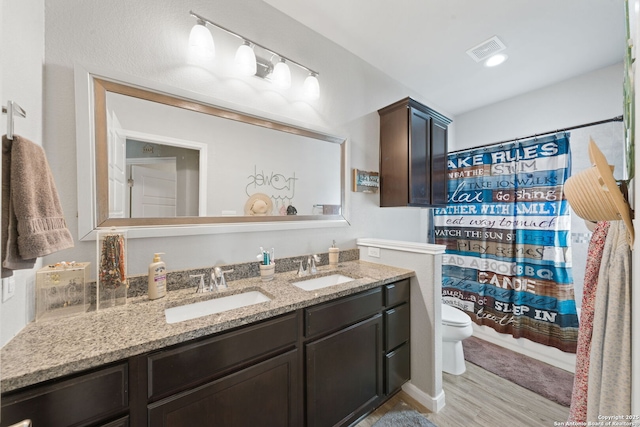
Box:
[2,135,74,277]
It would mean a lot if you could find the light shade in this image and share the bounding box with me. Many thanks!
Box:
[271,59,291,89]
[235,41,257,76]
[303,73,320,100]
[189,21,215,60]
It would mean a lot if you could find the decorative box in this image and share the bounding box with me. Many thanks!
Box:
[96,229,128,309]
[36,262,90,321]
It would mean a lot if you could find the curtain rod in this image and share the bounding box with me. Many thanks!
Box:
[450,115,624,154]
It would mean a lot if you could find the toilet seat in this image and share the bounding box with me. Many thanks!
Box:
[442,304,472,327]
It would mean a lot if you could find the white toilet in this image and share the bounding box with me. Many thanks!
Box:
[441,303,473,375]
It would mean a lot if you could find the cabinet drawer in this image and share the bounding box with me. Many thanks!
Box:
[305,287,383,339]
[385,302,410,352]
[385,342,410,395]
[385,279,410,308]
[1,363,128,427]
[148,312,298,401]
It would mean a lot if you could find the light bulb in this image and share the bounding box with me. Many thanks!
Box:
[303,73,320,100]
[235,41,257,76]
[188,21,215,60]
[271,59,291,89]
[485,53,508,67]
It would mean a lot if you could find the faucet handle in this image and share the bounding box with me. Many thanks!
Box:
[213,267,233,289]
[308,254,319,274]
[190,274,206,293]
[297,259,308,277]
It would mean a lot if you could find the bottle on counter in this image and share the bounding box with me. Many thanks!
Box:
[148,253,167,300]
[329,240,339,267]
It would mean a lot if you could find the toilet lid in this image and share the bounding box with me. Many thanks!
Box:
[442,304,472,326]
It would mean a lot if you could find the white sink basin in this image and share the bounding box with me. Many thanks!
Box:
[165,291,270,324]
[292,274,354,291]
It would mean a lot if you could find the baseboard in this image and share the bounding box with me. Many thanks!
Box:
[401,381,446,413]
[472,326,576,373]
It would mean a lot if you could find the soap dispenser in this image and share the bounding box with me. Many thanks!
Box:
[148,253,167,300]
[329,240,339,267]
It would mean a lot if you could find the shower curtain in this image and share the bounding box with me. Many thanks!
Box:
[434,134,579,352]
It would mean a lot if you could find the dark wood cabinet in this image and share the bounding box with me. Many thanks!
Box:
[378,97,452,207]
[306,315,383,427]
[1,280,411,427]
[0,363,128,427]
[147,312,298,401]
[385,341,411,395]
[304,287,383,339]
[148,350,298,427]
[383,279,411,395]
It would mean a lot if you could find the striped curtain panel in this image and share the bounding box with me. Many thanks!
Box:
[433,134,579,353]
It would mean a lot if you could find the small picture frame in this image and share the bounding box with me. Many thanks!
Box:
[352,169,379,193]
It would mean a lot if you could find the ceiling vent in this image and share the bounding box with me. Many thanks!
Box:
[466,36,507,62]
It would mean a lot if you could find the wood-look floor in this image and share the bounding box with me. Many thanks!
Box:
[356,361,570,427]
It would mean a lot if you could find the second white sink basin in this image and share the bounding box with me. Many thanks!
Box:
[165,290,270,324]
[292,274,354,291]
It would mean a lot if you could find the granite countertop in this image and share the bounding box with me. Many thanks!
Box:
[0,260,413,393]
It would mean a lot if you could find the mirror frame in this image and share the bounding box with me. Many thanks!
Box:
[74,64,349,240]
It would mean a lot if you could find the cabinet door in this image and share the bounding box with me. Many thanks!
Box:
[148,350,298,427]
[306,314,383,427]
[409,107,431,206]
[430,118,449,205]
[379,103,410,207]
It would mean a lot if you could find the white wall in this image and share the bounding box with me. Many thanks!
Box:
[452,63,623,372]
[38,2,443,297]
[0,0,44,346]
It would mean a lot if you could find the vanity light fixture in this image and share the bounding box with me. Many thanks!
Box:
[303,72,320,100]
[235,40,257,76]
[188,18,215,60]
[189,10,320,98]
[272,58,292,89]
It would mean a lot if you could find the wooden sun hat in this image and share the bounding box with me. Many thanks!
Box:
[564,138,634,245]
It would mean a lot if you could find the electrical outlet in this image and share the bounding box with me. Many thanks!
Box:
[2,277,16,302]
[367,247,381,258]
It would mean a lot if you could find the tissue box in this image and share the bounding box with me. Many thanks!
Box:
[36,262,90,321]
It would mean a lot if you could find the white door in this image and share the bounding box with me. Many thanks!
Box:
[107,112,127,218]
[130,164,177,217]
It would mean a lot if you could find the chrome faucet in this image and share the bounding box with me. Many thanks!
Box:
[212,267,234,291]
[298,255,320,277]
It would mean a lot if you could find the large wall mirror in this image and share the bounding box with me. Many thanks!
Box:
[74,65,348,239]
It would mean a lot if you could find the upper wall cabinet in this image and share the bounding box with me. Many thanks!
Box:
[378,97,452,207]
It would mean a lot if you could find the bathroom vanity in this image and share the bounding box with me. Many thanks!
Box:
[0,261,413,427]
